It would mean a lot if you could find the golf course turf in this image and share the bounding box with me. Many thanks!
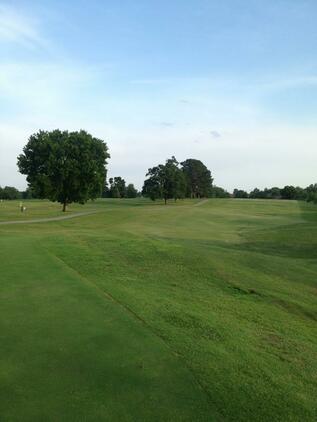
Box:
[0,198,316,421]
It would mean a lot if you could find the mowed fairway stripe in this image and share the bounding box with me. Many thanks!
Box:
[1,198,316,421]
[0,235,213,421]
[0,210,99,225]
[42,198,317,421]
[194,199,210,207]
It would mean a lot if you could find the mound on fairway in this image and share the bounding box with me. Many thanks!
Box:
[0,198,316,421]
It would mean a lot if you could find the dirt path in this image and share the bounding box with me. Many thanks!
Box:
[194,199,210,207]
[0,210,99,226]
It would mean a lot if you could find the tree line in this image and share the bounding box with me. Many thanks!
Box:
[0,129,315,210]
[233,185,317,203]
[0,186,36,200]
[0,186,21,200]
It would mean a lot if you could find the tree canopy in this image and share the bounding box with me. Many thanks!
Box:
[12,134,317,208]
[0,186,21,200]
[17,129,109,211]
[242,185,317,202]
[103,177,138,198]
[211,186,230,198]
[306,184,317,204]
[126,183,138,198]
[181,159,213,198]
[142,156,186,204]
[280,185,297,200]
[233,189,248,199]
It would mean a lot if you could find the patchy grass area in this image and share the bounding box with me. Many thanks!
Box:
[0,198,316,420]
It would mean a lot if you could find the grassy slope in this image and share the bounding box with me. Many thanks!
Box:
[0,198,316,421]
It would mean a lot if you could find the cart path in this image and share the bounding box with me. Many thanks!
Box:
[0,200,209,225]
[0,210,99,225]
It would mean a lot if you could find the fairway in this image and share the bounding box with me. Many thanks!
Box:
[1,198,316,421]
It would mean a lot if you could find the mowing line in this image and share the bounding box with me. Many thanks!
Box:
[194,199,210,207]
[45,247,216,410]
[0,210,99,225]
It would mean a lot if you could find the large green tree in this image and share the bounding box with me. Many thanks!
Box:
[181,159,213,198]
[142,157,185,204]
[17,129,109,211]
[113,177,126,198]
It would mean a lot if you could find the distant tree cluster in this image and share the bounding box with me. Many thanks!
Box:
[210,186,231,198]
[233,189,249,199]
[306,184,317,204]
[249,187,282,199]
[233,184,317,203]
[0,186,39,200]
[0,186,21,200]
[21,187,37,200]
[142,157,213,203]
[103,177,139,198]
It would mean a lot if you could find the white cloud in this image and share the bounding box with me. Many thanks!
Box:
[0,5,316,193]
[0,4,45,48]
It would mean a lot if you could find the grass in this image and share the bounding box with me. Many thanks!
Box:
[0,199,100,221]
[0,198,316,421]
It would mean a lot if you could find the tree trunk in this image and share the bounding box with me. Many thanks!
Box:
[164,197,167,205]
[62,201,67,212]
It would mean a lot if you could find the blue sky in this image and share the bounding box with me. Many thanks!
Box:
[0,0,316,190]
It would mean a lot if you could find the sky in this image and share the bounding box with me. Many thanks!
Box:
[0,0,316,192]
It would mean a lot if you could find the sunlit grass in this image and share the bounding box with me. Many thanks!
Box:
[1,198,316,420]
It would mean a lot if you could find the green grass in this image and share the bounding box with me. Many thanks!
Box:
[0,198,316,421]
[0,198,113,221]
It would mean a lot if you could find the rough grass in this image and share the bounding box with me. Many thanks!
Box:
[0,198,316,421]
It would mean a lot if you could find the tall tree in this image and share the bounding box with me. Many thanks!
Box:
[17,129,109,211]
[142,166,163,201]
[164,156,186,201]
[126,183,138,198]
[114,177,126,198]
[142,157,185,204]
[181,159,213,198]
[108,177,126,198]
